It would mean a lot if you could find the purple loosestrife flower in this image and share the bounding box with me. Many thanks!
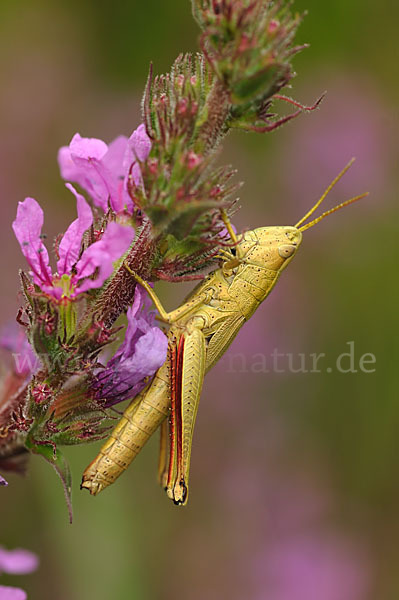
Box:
[0,546,38,600]
[12,184,134,299]
[94,287,168,406]
[0,326,36,379]
[0,587,26,600]
[58,124,151,214]
[0,548,38,575]
[0,325,36,483]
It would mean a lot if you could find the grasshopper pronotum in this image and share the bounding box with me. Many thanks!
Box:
[81,159,367,504]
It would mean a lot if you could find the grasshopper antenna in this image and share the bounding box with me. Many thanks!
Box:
[298,192,369,232]
[295,158,355,228]
[294,158,369,231]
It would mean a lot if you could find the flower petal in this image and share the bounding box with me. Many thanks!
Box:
[109,287,143,363]
[57,184,93,275]
[129,326,168,377]
[59,130,146,213]
[129,124,151,162]
[69,134,128,213]
[71,161,110,212]
[94,286,168,405]
[74,222,134,294]
[102,135,128,175]
[58,145,105,210]
[102,136,133,213]
[0,585,27,600]
[131,162,144,188]
[98,327,167,405]
[0,547,39,575]
[69,133,108,161]
[0,324,37,377]
[59,134,110,211]
[57,146,80,182]
[123,124,152,189]
[12,198,52,287]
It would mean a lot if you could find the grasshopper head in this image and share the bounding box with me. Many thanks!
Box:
[233,159,369,273]
[224,159,368,275]
[240,226,302,272]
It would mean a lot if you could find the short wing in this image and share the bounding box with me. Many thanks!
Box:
[205,313,245,372]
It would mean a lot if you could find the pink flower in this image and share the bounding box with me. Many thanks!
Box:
[94,287,168,406]
[122,124,152,190]
[0,546,39,600]
[73,221,135,294]
[0,548,38,575]
[58,124,151,213]
[56,183,93,275]
[11,199,52,289]
[12,185,134,299]
[0,586,27,600]
[0,325,36,378]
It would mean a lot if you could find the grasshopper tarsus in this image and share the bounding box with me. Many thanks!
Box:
[172,479,188,505]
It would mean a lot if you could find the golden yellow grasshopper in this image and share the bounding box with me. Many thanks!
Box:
[81,159,367,504]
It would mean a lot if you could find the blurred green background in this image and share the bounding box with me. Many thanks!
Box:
[0,1,398,599]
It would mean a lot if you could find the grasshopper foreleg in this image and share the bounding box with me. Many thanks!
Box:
[124,262,210,324]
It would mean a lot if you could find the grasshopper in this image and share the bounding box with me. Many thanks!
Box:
[81,159,367,504]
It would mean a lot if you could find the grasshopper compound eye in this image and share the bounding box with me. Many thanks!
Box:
[278,244,296,258]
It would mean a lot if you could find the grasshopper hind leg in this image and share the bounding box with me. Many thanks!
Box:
[157,418,169,490]
[164,323,206,505]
